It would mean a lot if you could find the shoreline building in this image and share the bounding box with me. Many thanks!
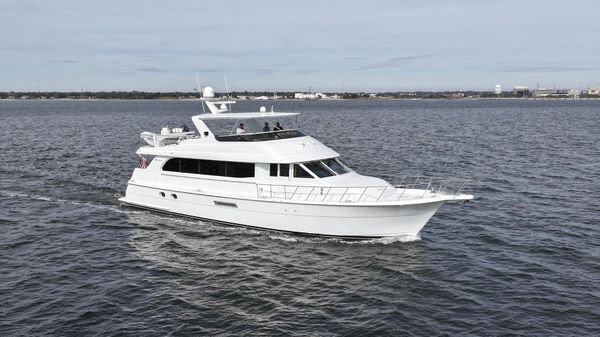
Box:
[513,86,530,97]
[532,88,573,98]
[294,92,327,100]
[587,87,600,95]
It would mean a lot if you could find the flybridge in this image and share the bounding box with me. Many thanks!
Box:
[140,86,303,147]
[188,86,302,141]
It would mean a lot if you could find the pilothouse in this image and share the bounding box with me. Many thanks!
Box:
[119,86,473,239]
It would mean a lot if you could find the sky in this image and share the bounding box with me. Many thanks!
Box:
[1,0,599,92]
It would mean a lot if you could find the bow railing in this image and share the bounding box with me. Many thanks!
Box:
[256,176,470,203]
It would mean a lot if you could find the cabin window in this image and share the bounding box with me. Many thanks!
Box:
[304,161,335,178]
[180,158,199,174]
[270,163,278,177]
[322,158,350,175]
[200,160,227,176]
[227,161,255,178]
[270,163,290,177]
[293,164,313,178]
[280,164,289,177]
[162,158,181,172]
[162,158,254,178]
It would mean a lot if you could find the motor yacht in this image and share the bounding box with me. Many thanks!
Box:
[119,87,473,239]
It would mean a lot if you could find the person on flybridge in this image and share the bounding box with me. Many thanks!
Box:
[236,123,247,135]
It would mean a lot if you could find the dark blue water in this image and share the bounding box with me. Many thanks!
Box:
[1,99,599,336]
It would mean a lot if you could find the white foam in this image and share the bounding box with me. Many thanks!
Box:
[268,234,299,243]
[0,189,131,215]
[366,234,422,244]
[267,233,421,245]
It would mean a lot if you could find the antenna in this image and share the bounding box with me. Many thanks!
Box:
[196,73,205,114]
[224,73,231,112]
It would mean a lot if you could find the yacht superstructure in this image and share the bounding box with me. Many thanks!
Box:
[119,87,472,239]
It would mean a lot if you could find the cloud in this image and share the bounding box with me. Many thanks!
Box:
[358,53,441,70]
[48,59,78,64]
[253,68,280,75]
[135,67,168,73]
[193,68,223,73]
[344,56,366,61]
[292,68,319,75]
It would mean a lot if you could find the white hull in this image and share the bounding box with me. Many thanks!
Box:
[119,183,447,238]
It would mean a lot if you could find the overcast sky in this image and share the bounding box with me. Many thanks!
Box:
[1,0,599,92]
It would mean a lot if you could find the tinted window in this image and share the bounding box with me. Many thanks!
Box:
[180,158,199,174]
[322,158,349,175]
[270,163,278,177]
[162,158,254,178]
[163,158,181,172]
[304,161,334,178]
[280,164,289,177]
[227,162,255,178]
[200,160,226,176]
[293,164,313,178]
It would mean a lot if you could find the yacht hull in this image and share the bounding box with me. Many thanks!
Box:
[119,183,446,238]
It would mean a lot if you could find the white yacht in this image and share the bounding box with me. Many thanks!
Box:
[119,87,473,239]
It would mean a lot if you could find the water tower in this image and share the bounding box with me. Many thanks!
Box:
[494,85,502,95]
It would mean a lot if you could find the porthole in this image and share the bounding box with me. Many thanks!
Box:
[159,192,165,197]
[171,193,178,199]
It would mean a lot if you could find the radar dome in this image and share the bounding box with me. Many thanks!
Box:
[202,86,215,98]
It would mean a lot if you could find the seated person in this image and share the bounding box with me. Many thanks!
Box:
[236,123,247,135]
[263,122,271,132]
[273,122,283,131]
[181,124,190,132]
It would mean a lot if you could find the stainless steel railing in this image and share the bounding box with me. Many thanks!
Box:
[255,176,470,203]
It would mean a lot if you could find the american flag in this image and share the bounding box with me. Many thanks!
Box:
[139,157,149,169]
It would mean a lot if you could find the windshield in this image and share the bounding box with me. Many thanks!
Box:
[293,164,313,178]
[204,116,303,142]
[296,158,351,179]
[322,158,350,175]
[303,161,335,178]
[216,129,305,142]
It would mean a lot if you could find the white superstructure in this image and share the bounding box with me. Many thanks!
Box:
[119,88,473,239]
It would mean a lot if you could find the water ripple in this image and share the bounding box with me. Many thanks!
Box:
[1,99,599,336]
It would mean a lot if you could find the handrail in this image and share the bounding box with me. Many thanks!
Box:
[255,176,471,204]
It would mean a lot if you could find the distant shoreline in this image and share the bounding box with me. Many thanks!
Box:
[1,96,598,101]
[1,91,599,101]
